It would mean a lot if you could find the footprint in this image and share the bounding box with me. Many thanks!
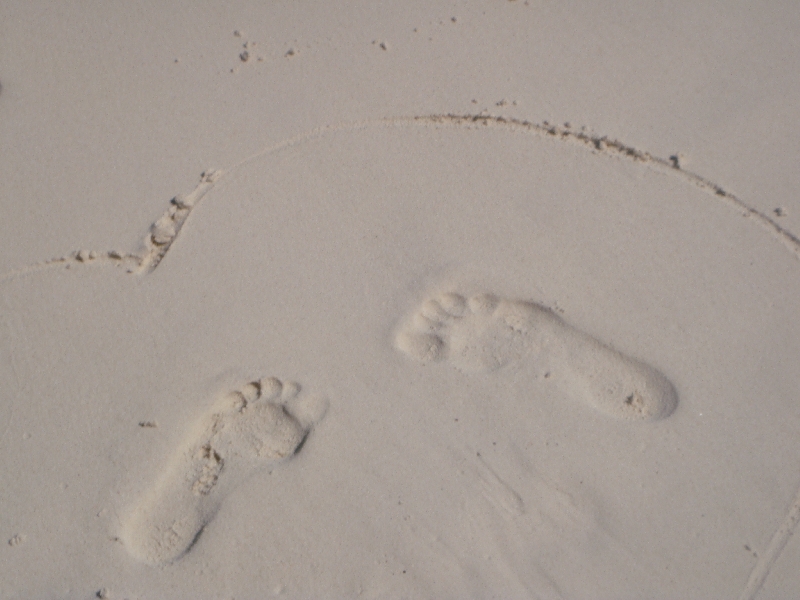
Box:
[120,376,327,566]
[395,292,677,421]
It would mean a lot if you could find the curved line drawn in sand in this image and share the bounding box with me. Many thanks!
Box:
[120,376,327,566]
[2,113,799,287]
[396,292,678,422]
[229,114,800,262]
[739,488,800,600]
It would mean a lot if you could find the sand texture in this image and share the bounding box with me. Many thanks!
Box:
[1,2,799,599]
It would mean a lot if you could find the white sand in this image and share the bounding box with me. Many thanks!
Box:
[2,3,800,599]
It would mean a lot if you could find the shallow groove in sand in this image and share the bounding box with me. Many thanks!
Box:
[2,113,798,286]
[232,114,800,262]
[739,486,800,600]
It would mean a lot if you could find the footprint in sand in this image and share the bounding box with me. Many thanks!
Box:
[121,376,327,566]
[395,292,677,421]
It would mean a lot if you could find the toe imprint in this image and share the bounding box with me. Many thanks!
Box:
[395,292,677,421]
[120,376,326,566]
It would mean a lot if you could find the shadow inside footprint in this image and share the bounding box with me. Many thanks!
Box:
[396,292,677,421]
[120,376,327,566]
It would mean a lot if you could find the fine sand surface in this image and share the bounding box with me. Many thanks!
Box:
[2,3,800,599]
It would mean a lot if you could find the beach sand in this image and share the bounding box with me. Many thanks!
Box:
[1,3,799,598]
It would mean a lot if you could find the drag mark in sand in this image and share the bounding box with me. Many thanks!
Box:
[412,115,800,262]
[228,114,800,263]
[474,452,525,519]
[738,484,800,600]
[120,376,327,566]
[396,292,678,421]
[3,113,799,285]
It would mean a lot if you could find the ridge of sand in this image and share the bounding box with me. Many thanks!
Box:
[0,169,222,283]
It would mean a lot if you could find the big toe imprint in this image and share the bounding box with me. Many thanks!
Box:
[120,376,327,566]
[395,292,677,422]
